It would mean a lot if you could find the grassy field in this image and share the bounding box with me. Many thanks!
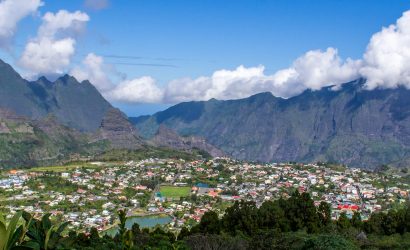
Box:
[159,186,191,198]
[26,163,102,172]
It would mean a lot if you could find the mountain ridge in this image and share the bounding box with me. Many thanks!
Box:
[3,57,410,169]
[133,78,410,168]
[0,59,220,168]
[0,59,112,132]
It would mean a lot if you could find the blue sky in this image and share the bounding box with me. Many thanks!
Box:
[1,0,410,116]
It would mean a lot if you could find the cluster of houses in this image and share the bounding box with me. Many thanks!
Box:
[144,158,410,222]
[0,158,409,232]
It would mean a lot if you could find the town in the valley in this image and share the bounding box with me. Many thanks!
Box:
[1,157,409,234]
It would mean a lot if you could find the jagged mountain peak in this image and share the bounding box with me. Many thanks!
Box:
[55,74,80,84]
[0,59,113,132]
[36,75,52,84]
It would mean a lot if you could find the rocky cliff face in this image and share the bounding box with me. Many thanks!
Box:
[151,125,224,157]
[94,108,144,149]
[133,79,410,168]
[0,108,32,134]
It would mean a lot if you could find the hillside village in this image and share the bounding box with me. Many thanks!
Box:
[1,158,409,233]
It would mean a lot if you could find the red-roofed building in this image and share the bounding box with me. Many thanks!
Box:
[208,190,219,198]
[338,204,360,211]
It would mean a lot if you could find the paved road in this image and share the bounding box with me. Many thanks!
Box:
[150,183,161,202]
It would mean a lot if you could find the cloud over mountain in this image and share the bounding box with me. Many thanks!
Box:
[162,48,361,102]
[71,53,164,103]
[360,10,410,90]
[79,47,361,104]
[2,1,410,105]
[70,53,115,91]
[18,10,89,77]
[109,77,164,103]
[99,9,410,104]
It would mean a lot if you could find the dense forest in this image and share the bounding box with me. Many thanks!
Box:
[2,191,410,249]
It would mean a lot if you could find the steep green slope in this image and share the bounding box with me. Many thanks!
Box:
[0,109,110,168]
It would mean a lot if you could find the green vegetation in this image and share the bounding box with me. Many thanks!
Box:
[0,115,204,171]
[3,159,410,249]
[95,146,201,162]
[4,192,410,249]
[26,175,83,194]
[0,211,24,250]
[27,163,101,172]
[0,120,112,170]
[160,186,191,198]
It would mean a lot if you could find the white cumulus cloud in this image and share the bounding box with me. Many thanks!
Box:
[76,48,360,104]
[18,10,89,76]
[164,65,269,102]
[124,48,361,103]
[126,10,410,104]
[72,53,163,103]
[0,0,43,48]
[161,48,360,103]
[70,53,115,91]
[19,38,75,76]
[360,10,410,89]
[287,48,361,90]
[108,77,164,103]
[61,9,410,104]
[38,10,89,38]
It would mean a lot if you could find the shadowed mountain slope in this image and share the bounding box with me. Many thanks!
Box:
[0,59,112,132]
[133,79,410,168]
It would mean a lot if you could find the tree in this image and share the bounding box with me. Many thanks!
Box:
[131,223,140,236]
[222,200,258,236]
[117,210,133,249]
[0,211,25,250]
[146,228,175,249]
[300,192,321,233]
[337,212,351,232]
[196,211,221,234]
[281,191,320,233]
[280,192,303,231]
[364,212,384,235]
[258,201,289,232]
[383,210,399,235]
[184,234,248,250]
[89,227,100,242]
[318,201,331,226]
[22,212,70,250]
[351,212,363,230]
[178,227,190,240]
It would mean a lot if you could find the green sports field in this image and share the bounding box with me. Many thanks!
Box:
[159,186,191,198]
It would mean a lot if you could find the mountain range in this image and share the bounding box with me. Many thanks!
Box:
[0,59,113,132]
[2,58,410,169]
[0,59,216,168]
[133,79,410,168]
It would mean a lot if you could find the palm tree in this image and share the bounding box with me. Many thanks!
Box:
[117,210,134,249]
[0,211,25,250]
[22,212,70,250]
